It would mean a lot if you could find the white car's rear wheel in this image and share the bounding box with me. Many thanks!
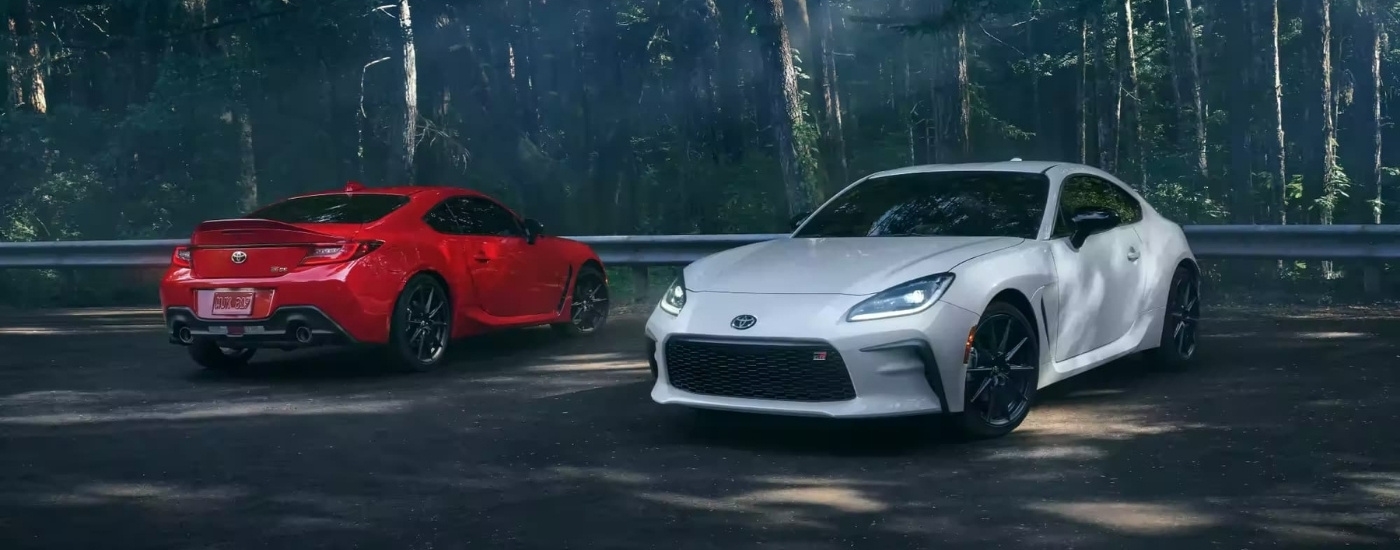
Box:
[1148,265,1200,368]
[951,301,1039,439]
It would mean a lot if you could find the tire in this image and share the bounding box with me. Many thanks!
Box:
[386,274,453,373]
[552,265,610,337]
[189,340,256,371]
[1147,265,1200,368]
[949,300,1040,440]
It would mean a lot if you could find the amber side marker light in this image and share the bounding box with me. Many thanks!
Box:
[962,325,977,365]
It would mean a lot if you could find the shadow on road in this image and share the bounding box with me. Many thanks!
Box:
[184,323,596,383]
[0,307,1397,548]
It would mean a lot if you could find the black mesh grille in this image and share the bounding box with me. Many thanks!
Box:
[663,337,856,402]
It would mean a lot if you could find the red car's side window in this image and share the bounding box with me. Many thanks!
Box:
[423,196,524,238]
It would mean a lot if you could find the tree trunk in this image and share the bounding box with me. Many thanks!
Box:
[234,103,258,212]
[1219,0,1253,223]
[716,0,750,164]
[4,8,23,109]
[394,0,419,184]
[955,22,969,158]
[1117,0,1142,188]
[1318,0,1336,228]
[358,56,391,181]
[577,1,626,233]
[789,0,812,82]
[683,0,722,158]
[1317,0,1336,277]
[22,29,42,113]
[1078,12,1090,164]
[6,0,44,114]
[681,0,723,230]
[927,0,969,164]
[1180,0,1208,182]
[1091,6,1116,172]
[1162,0,1186,150]
[805,0,828,136]
[754,0,820,217]
[811,0,848,187]
[1300,0,1335,226]
[1360,0,1383,223]
[1028,9,1042,158]
[1263,0,1285,224]
[900,0,924,164]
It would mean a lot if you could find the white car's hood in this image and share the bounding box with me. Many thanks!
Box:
[685,236,1024,295]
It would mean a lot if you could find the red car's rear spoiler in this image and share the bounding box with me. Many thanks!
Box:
[190,218,344,247]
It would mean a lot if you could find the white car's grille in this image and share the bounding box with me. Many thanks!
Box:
[663,336,857,402]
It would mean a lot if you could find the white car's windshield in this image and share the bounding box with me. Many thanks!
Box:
[793,171,1050,239]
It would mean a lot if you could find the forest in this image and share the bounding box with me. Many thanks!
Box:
[0,0,1396,305]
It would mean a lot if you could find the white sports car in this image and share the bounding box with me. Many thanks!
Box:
[643,161,1201,439]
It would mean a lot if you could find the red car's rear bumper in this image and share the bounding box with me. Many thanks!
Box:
[158,260,403,346]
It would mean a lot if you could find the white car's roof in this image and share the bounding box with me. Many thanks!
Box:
[866,160,1076,179]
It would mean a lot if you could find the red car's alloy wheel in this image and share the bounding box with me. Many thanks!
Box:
[570,272,609,333]
[556,267,609,336]
[389,275,452,371]
[403,283,450,364]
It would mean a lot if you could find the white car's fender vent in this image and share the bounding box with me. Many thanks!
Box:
[663,336,857,402]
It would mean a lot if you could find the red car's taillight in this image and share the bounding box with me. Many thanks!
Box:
[172,246,192,268]
[299,240,384,266]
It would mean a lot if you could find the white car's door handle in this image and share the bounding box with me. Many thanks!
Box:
[1127,247,1140,261]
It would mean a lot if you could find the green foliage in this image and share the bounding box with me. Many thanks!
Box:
[1141,179,1229,223]
[1315,163,1353,221]
[1,0,1396,307]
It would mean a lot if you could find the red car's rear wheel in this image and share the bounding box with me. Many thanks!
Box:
[387,274,452,372]
[188,341,256,371]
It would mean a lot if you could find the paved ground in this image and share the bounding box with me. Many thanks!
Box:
[0,306,1398,549]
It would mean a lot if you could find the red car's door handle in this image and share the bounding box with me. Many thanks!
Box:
[473,254,491,263]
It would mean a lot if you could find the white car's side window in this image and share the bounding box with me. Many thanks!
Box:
[1050,174,1144,238]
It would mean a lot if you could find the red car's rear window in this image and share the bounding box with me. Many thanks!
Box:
[247,193,411,224]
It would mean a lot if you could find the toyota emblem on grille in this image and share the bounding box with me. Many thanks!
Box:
[730,315,757,330]
[230,251,247,264]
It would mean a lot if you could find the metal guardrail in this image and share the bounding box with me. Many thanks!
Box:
[0,225,1398,269]
[1181,224,1400,260]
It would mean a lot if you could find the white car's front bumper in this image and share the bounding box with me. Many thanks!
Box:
[644,291,982,418]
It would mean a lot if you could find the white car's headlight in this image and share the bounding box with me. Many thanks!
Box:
[659,276,687,315]
[845,274,955,322]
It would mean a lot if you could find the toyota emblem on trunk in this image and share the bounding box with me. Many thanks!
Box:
[730,315,757,330]
[230,251,247,264]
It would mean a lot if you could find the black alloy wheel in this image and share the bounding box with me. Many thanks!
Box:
[388,274,452,372]
[554,266,610,337]
[1148,265,1200,368]
[188,340,257,371]
[951,301,1040,439]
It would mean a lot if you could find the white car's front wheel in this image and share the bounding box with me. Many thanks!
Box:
[951,301,1040,439]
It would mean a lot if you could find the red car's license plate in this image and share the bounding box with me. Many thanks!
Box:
[211,291,255,316]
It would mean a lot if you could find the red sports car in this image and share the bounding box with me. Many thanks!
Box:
[159,182,610,372]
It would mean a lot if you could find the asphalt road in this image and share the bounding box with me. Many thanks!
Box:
[1,305,1398,549]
